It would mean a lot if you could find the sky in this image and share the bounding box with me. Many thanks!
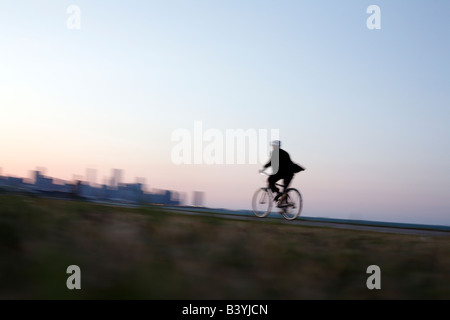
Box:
[1,1,449,226]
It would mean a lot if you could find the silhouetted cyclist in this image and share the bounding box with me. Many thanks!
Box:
[259,140,304,203]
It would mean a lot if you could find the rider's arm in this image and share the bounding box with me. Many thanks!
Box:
[263,150,275,169]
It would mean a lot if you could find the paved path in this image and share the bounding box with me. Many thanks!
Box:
[163,206,450,237]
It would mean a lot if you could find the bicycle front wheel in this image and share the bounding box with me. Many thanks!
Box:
[282,188,303,220]
[252,188,272,218]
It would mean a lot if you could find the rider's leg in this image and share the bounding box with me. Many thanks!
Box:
[283,174,294,193]
[268,174,282,200]
[279,174,294,202]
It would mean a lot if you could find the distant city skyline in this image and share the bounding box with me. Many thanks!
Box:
[0,165,213,208]
[0,167,183,206]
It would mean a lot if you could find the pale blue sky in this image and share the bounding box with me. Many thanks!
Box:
[1,1,449,225]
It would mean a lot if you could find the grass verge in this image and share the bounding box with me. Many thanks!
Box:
[0,195,449,299]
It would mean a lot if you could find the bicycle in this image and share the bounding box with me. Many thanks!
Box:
[252,171,303,220]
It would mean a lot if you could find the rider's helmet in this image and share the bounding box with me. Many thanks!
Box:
[271,140,281,147]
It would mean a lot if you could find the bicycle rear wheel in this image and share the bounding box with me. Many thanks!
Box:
[282,188,303,220]
[252,188,272,218]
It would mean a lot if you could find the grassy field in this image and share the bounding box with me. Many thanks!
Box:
[0,194,449,299]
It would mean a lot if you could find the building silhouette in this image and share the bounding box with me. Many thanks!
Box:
[193,191,205,207]
[110,169,122,188]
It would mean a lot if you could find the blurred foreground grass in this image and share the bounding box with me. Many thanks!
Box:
[0,194,449,299]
